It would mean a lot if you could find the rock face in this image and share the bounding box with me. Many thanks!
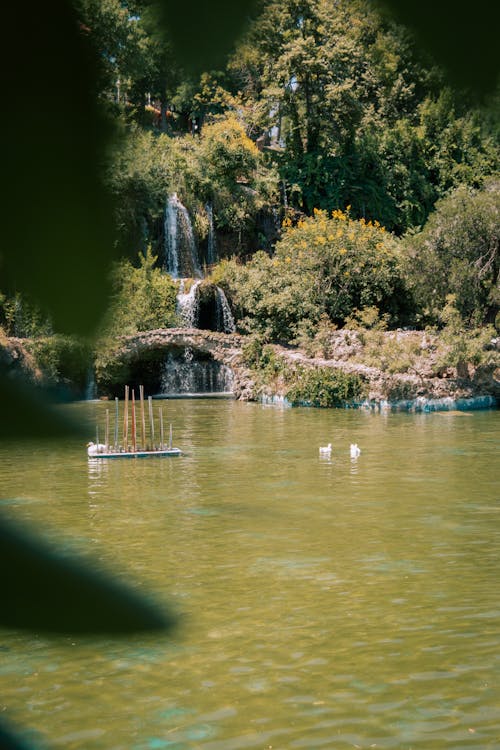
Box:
[262,329,500,408]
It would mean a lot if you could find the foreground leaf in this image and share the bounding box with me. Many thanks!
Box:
[0,515,176,635]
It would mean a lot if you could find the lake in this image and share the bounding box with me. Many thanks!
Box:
[0,400,499,749]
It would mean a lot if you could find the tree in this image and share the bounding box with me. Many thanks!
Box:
[102,247,178,336]
[402,179,500,325]
[228,0,498,232]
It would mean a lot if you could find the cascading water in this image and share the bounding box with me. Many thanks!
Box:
[164,193,202,278]
[85,366,97,400]
[163,195,236,395]
[215,287,236,333]
[176,279,201,328]
[161,350,234,396]
[206,202,217,265]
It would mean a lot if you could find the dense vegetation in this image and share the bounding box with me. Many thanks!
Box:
[1,0,498,388]
[211,208,408,340]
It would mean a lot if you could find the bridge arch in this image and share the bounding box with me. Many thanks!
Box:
[96,329,244,398]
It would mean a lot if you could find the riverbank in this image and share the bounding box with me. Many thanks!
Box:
[1,327,498,411]
[232,328,500,410]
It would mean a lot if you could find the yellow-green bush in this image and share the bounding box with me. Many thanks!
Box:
[215,208,408,341]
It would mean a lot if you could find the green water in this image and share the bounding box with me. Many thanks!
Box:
[0,400,499,749]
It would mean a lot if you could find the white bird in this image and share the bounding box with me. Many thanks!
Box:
[350,443,361,458]
[319,443,332,455]
[87,441,106,456]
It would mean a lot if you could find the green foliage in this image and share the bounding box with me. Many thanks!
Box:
[241,333,270,366]
[285,366,366,407]
[344,306,389,331]
[432,296,498,376]
[106,115,278,257]
[213,250,319,340]
[101,247,178,338]
[275,209,407,326]
[25,336,92,394]
[76,0,179,120]
[229,0,498,232]
[293,314,337,358]
[196,116,278,237]
[215,209,407,340]
[0,293,53,339]
[106,127,186,254]
[353,329,425,374]
[199,116,260,183]
[242,338,366,405]
[402,180,500,325]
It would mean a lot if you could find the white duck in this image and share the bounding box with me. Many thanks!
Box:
[319,443,332,456]
[87,441,106,456]
[350,443,361,458]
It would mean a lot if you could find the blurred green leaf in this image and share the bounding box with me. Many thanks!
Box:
[0,375,88,440]
[375,0,499,96]
[0,721,37,750]
[0,515,176,635]
[0,1,117,336]
[152,0,259,74]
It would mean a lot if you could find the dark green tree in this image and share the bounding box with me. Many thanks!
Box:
[402,179,500,325]
[228,0,498,232]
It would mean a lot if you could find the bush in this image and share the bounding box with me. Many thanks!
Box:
[25,335,92,393]
[293,314,338,358]
[100,247,178,339]
[285,366,366,407]
[402,179,500,325]
[432,295,498,377]
[0,292,52,338]
[214,208,408,341]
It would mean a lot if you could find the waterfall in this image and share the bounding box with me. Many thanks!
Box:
[164,193,201,278]
[177,279,201,328]
[161,350,234,396]
[216,287,236,333]
[163,193,237,338]
[206,203,217,265]
[85,366,97,400]
[164,194,179,278]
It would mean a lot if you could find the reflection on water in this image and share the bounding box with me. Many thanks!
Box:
[0,401,499,749]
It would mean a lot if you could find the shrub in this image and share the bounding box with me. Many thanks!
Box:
[432,295,498,377]
[0,292,52,338]
[402,179,500,325]
[214,208,408,341]
[285,366,366,407]
[293,314,338,358]
[26,335,92,393]
[100,247,178,339]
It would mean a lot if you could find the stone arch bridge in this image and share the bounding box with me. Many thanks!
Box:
[97,328,248,397]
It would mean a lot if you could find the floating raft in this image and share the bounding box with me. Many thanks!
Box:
[88,447,182,459]
[88,384,182,459]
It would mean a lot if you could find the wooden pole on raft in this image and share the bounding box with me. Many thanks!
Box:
[139,385,146,451]
[131,389,137,453]
[105,409,110,450]
[96,423,100,453]
[114,397,119,450]
[148,396,155,450]
[123,385,129,452]
[169,423,173,449]
[159,408,164,450]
